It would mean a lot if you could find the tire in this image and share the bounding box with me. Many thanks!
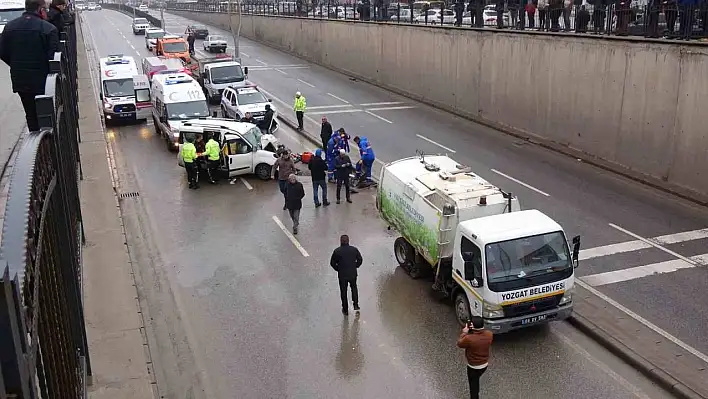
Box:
[454,291,472,327]
[255,163,271,180]
[166,135,176,152]
[394,237,414,267]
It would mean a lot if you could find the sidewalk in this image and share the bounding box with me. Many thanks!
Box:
[75,17,156,399]
[0,63,27,232]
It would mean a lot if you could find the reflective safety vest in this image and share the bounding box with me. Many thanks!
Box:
[182,142,197,163]
[205,139,220,161]
[294,96,306,112]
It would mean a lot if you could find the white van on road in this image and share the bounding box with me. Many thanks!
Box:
[99,54,140,123]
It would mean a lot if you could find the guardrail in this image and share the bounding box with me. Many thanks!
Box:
[165,0,708,40]
[0,21,91,398]
[102,3,163,27]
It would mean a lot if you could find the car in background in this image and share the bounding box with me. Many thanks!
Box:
[414,8,455,24]
[132,17,150,34]
[187,24,209,39]
[144,27,165,50]
[203,35,227,53]
[87,2,96,10]
[138,4,149,12]
[390,8,412,21]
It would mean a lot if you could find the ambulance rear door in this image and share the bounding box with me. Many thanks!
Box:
[133,75,152,121]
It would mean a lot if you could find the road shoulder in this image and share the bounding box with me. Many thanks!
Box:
[76,16,156,399]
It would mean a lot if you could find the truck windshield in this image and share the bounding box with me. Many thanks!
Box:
[210,65,244,84]
[0,9,23,23]
[485,231,572,292]
[103,79,134,97]
[166,101,209,120]
[163,42,187,53]
[241,126,263,148]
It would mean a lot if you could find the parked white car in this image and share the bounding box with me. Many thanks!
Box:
[203,35,228,53]
[138,4,149,12]
[390,8,412,21]
[414,9,455,24]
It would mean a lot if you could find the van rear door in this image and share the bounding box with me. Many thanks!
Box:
[133,75,152,121]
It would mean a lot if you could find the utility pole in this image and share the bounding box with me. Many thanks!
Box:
[160,0,164,29]
[228,0,242,62]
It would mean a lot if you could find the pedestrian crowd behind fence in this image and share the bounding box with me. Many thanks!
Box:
[166,0,708,40]
[0,18,91,398]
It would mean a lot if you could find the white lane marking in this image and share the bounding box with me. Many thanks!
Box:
[240,178,253,191]
[308,109,362,115]
[247,64,308,68]
[241,51,251,57]
[609,223,703,267]
[359,101,404,107]
[490,169,550,197]
[575,279,708,364]
[365,110,393,124]
[297,78,315,88]
[366,105,416,111]
[306,105,352,110]
[130,44,136,50]
[581,253,708,287]
[274,68,288,75]
[579,229,708,260]
[327,93,350,104]
[248,66,310,71]
[255,59,268,65]
[416,134,457,154]
[272,215,310,257]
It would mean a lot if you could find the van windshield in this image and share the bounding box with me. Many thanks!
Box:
[241,126,263,148]
[210,65,244,84]
[166,101,209,120]
[163,42,187,53]
[103,78,134,97]
[485,231,572,292]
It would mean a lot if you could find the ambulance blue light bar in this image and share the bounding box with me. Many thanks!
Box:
[164,75,192,85]
[105,54,129,65]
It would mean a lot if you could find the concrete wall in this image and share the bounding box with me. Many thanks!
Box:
[175,11,708,202]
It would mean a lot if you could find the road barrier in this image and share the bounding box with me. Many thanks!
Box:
[0,21,91,398]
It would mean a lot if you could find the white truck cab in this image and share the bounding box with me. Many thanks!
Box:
[377,153,580,333]
[0,0,26,34]
[99,54,140,123]
[151,72,210,151]
[177,118,279,180]
[193,53,248,103]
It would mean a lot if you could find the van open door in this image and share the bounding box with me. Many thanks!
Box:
[133,75,152,121]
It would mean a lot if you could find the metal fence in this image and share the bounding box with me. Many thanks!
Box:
[0,20,91,398]
[165,0,708,40]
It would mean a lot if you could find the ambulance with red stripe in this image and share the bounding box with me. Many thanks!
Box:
[99,54,139,123]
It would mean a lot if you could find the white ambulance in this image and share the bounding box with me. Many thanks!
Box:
[99,54,140,123]
[151,72,209,151]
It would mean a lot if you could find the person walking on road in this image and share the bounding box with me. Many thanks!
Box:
[293,91,307,131]
[330,234,363,315]
[284,173,305,235]
[320,116,333,150]
[335,149,353,204]
[308,148,330,208]
[0,0,59,133]
[273,150,297,210]
[181,136,200,189]
[457,316,493,399]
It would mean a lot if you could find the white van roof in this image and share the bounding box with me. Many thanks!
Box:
[152,73,205,103]
[459,209,564,245]
[100,55,138,81]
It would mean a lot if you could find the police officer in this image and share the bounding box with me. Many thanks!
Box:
[204,133,220,184]
[182,136,199,189]
[0,0,59,133]
[293,91,307,131]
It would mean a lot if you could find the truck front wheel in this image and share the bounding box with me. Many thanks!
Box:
[394,237,416,275]
[454,292,472,327]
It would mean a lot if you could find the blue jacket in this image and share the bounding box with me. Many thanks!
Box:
[358,137,375,161]
[327,138,338,161]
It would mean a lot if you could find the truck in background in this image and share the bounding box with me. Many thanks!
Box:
[376,153,581,333]
[191,52,249,104]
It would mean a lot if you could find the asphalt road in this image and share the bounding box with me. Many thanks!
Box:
[83,9,700,397]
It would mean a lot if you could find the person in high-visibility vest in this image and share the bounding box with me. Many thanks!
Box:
[182,136,199,189]
[293,91,307,131]
[204,132,220,184]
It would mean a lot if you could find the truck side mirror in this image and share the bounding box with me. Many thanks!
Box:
[268,98,272,102]
[571,235,581,268]
[244,66,248,75]
[99,92,103,100]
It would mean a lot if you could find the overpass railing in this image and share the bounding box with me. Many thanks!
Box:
[166,0,708,40]
[0,21,90,398]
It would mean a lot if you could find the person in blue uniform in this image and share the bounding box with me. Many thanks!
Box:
[326,133,340,183]
[353,136,375,186]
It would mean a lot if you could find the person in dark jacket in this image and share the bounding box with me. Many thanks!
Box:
[47,0,69,32]
[320,116,333,150]
[575,4,591,32]
[549,0,563,31]
[0,0,59,133]
[258,104,275,133]
[468,0,483,27]
[495,0,506,28]
[284,173,305,235]
[186,28,196,55]
[330,234,363,315]
[334,149,352,204]
[308,148,330,207]
[454,0,465,26]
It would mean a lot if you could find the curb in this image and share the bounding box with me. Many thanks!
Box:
[567,314,705,399]
[276,114,322,148]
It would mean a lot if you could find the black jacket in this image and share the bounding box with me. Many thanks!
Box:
[308,155,327,181]
[330,244,363,280]
[285,181,305,210]
[0,12,59,94]
[320,121,333,143]
[47,6,72,33]
[261,108,274,129]
[334,154,352,178]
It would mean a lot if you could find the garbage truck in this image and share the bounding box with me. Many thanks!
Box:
[376,152,581,333]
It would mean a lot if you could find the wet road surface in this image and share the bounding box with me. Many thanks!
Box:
[84,10,683,398]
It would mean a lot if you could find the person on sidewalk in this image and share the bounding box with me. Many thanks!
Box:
[47,0,72,32]
[457,316,493,399]
[273,150,297,210]
[320,116,333,150]
[335,149,353,204]
[284,173,305,235]
[0,0,59,133]
[330,234,363,315]
[181,136,199,189]
[293,91,307,131]
[308,148,330,208]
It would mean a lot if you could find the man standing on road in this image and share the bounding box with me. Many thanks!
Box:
[335,149,353,204]
[204,132,220,184]
[181,136,199,189]
[186,27,196,55]
[308,149,330,208]
[284,174,305,235]
[320,116,333,150]
[273,150,297,210]
[293,91,307,131]
[457,316,493,399]
[330,234,363,315]
[0,0,59,133]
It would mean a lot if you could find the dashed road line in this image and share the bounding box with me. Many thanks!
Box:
[308,109,362,115]
[609,223,705,267]
[416,134,456,154]
[255,59,268,65]
[275,68,288,75]
[490,169,550,197]
[240,178,253,190]
[241,51,251,57]
[581,253,708,287]
[297,78,315,88]
[327,93,350,104]
[307,105,352,110]
[272,215,309,257]
[366,105,416,111]
[579,228,708,260]
[359,101,404,107]
[365,110,392,124]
